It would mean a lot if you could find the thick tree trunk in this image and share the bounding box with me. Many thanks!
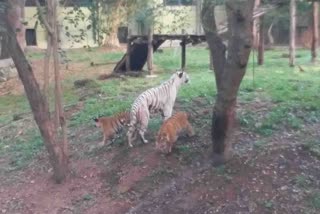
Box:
[2,9,68,183]
[202,0,254,166]
[7,0,26,50]
[289,0,296,67]
[105,30,120,48]
[311,1,319,63]
[103,1,122,48]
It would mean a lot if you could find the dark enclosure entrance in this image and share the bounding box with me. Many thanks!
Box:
[26,29,37,46]
[118,26,128,44]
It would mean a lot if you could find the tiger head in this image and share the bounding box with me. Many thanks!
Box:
[175,70,190,84]
[118,111,130,126]
[93,117,101,128]
[155,132,169,153]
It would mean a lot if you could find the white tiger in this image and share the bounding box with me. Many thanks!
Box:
[127,70,190,147]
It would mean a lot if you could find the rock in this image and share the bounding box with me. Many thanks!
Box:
[0,58,17,82]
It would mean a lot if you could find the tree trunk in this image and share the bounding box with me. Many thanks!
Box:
[7,0,26,50]
[311,1,319,63]
[253,0,261,49]
[147,26,153,75]
[258,15,264,65]
[41,0,53,97]
[2,6,68,183]
[50,0,68,162]
[289,0,296,67]
[267,20,274,46]
[103,1,122,48]
[195,0,202,34]
[202,0,254,166]
[105,29,120,48]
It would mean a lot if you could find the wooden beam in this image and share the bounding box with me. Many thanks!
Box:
[312,1,319,63]
[181,37,186,70]
[258,15,264,65]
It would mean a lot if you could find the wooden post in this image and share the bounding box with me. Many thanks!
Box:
[258,15,264,65]
[311,1,319,63]
[289,0,296,67]
[147,26,153,75]
[181,37,186,70]
[126,29,131,72]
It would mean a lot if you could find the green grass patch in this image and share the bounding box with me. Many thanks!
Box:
[0,129,43,171]
[309,192,320,210]
[303,140,320,159]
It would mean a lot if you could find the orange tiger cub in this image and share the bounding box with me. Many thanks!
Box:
[93,111,130,146]
[155,111,195,154]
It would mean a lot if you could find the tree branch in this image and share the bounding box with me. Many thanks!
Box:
[35,0,53,35]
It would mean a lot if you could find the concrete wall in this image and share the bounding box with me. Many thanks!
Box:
[25,6,97,49]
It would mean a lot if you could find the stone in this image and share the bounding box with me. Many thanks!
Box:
[0,58,17,82]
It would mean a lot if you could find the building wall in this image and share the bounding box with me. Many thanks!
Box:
[128,0,226,47]
[24,6,97,49]
[24,1,227,49]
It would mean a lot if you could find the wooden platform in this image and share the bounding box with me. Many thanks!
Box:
[113,34,207,73]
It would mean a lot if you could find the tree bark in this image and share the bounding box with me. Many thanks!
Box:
[147,26,153,75]
[267,20,274,46]
[50,0,68,161]
[258,15,264,65]
[202,0,254,166]
[39,0,53,97]
[289,0,296,67]
[103,1,122,48]
[1,5,68,183]
[253,0,261,49]
[195,0,202,35]
[311,1,319,63]
[7,0,26,50]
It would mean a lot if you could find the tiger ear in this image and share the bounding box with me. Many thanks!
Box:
[178,72,183,78]
[93,117,99,122]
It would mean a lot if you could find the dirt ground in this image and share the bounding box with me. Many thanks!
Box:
[0,51,320,214]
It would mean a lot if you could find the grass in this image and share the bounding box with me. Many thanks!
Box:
[303,140,320,159]
[309,192,320,210]
[294,175,311,188]
[1,46,320,170]
[0,128,43,171]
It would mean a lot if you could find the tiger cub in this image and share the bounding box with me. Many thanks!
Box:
[155,111,195,154]
[93,111,130,146]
